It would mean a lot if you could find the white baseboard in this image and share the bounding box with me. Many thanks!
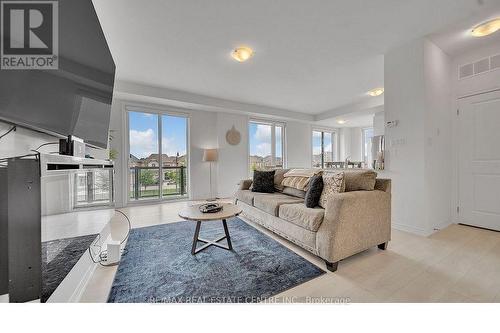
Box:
[392,222,434,237]
[432,220,453,232]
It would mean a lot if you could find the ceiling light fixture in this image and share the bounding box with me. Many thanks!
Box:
[367,88,384,97]
[337,120,347,125]
[471,18,500,37]
[231,46,254,62]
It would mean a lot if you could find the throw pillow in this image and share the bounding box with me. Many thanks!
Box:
[281,176,311,191]
[304,175,324,208]
[319,172,345,208]
[343,169,377,191]
[251,170,276,193]
[274,168,289,192]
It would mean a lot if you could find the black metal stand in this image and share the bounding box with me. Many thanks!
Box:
[191,219,233,255]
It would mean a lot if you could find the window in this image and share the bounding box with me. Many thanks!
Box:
[312,130,336,168]
[128,109,188,201]
[362,128,374,168]
[74,169,113,208]
[249,120,285,173]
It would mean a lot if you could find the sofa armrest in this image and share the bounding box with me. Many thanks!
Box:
[238,179,253,190]
[316,190,391,263]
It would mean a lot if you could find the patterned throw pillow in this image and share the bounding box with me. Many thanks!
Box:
[281,176,311,191]
[251,170,276,193]
[319,172,345,208]
[305,175,324,208]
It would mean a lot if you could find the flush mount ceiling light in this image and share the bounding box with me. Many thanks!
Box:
[231,46,254,62]
[471,18,500,37]
[367,88,384,97]
[337,120,347,125]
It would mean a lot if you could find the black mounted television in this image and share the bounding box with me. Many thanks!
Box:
[0,0,115,149]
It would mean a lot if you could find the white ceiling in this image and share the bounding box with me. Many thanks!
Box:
[93,0,500,115]
[317,106,383,128]
[429,8,500,57]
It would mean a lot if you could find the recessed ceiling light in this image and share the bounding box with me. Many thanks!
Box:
[471,18,500,37]
[231,46,254,62]
[337,120,347,125]
[367,88,384,97]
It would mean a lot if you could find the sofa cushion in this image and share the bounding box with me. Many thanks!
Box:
[282,186,306,198]
[251,170,275,193]
[253,193,304,216]
[235,190,258,206]
[343,169,377,191]
[279,203,325,232]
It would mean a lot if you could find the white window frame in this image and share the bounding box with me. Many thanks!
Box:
[124,103,190,205]
[311,128,338,168]
[248,119,287,174]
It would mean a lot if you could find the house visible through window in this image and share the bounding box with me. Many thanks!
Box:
[312,130,336,168]
[249,120,285,173]
[128,110,188,201]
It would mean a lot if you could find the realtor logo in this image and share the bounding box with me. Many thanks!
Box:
[1,1,58,69]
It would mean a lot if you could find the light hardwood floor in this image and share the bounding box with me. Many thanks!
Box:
[79,200,500,303]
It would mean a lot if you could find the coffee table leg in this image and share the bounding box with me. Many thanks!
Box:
[222,219,232,250]
[191,221,201,255]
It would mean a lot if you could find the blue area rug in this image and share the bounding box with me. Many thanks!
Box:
[108,217,324,303]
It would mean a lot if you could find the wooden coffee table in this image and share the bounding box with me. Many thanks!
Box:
[179,203,242,255]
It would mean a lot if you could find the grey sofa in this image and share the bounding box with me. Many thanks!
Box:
[234,170,391,272]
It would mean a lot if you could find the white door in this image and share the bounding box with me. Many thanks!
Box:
[458,90,500,231]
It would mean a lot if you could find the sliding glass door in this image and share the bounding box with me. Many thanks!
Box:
[312,130,336,168]
[128,109,188,202]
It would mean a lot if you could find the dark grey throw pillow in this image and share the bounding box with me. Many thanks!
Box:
[251,170,275,193]
[305,175,324,208]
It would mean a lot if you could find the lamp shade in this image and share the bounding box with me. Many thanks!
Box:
[202,148,218,162]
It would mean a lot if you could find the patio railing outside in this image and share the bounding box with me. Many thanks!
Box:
[129,166,187,200]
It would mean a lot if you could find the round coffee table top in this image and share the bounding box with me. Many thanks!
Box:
[179,203,242,222]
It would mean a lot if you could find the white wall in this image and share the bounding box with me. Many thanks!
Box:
[373,111,385,136]
[385,38,428,235]
[215,112,249,198]
[452,43,500,99]
[350,127,363,161]
[0,121,60,159]
[423,39,452,231]
[286,121,312,168]
[384,37,452,236]
[338,127,363,161]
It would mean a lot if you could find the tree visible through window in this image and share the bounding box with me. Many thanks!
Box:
[128,110,188,201]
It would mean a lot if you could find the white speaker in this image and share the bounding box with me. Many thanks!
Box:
[106,241,121,265]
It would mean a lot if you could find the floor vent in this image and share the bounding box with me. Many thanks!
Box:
[459,53,500,79]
